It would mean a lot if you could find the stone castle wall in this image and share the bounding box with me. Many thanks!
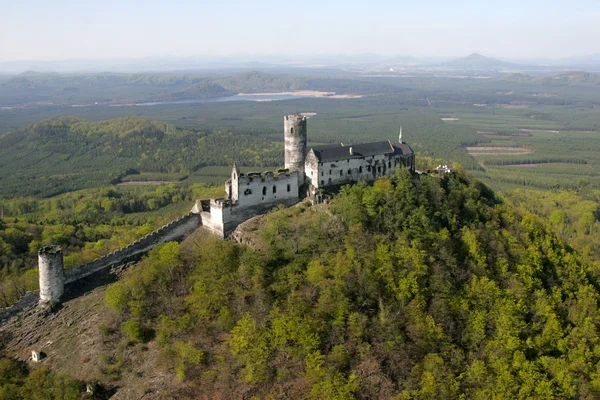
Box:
[200,195,298,238]
[306,153,415,189]
[234,170,299,209]
[64,212,200,283]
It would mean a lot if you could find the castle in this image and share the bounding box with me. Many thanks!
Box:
[0,114,415,309]
[198,114,415,237]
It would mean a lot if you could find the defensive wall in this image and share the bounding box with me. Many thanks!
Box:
[233,169,299,208]
[0,210,200,321]
[65,211,200,283]
[202,168,300,237]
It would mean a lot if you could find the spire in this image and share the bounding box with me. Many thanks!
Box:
[232,162,240,179]
[399,125,403,143]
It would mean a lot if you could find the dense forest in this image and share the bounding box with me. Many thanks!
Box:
[0,117,282,197]
[50,168,599,398]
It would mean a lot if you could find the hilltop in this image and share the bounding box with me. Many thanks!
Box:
[437,53,523,71]
[3,169,600,398]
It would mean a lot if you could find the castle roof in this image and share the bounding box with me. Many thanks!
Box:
[309,141,413,163]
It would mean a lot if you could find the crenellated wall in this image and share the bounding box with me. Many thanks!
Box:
[233,169,299,208]
[200,194,298,238]
[64,212,200,283]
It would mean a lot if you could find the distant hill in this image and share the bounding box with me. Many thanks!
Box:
[437,53,523,71]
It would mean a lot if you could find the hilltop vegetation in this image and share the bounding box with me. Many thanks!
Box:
[79,169,600,398]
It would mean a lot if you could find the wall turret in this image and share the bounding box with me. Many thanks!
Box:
[38,246,65,303]
[284,114,307,187]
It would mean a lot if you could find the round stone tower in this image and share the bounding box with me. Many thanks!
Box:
[284,114,307,186]
[38,246,65,303]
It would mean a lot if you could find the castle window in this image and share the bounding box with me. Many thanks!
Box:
[321,171,323,176]
[262,186,267,196]
[377,166,381,173]
[233,172,236,179]
[290,127,294,134]
[287,184,291,192]
[348,169,351,175]
[367,165,371,172]
[273,185,277,194]
[329,170,331,175]
[388,161,391,169]
[359,166,363,173]
[321,180,324,186]
[244,189,252,195]
[328,178,332,184]
[340,170,343,176]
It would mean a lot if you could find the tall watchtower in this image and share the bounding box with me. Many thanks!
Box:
[284,114,307,186]
[38,246,65,303]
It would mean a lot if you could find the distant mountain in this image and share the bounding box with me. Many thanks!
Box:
[437,53,522,71]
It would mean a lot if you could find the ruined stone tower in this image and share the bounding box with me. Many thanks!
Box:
[38,246,65,303]
[284,114,307,186]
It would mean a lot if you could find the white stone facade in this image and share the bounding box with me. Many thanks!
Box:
[199,114,416,237]
[306,148,415,190]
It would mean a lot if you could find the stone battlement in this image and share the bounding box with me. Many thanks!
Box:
[236,169,296,185]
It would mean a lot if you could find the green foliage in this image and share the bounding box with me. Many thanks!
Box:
[97,168,600,397]
[121,319,144,344]
[0,357,84,399]
[172,340,204,381]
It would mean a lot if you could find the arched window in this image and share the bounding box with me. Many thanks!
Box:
[273,185,277,194]
[262,186,267,196]
[290,127,294,134]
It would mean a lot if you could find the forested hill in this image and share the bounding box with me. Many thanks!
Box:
[7,169,597,398]
[0,117,282,197]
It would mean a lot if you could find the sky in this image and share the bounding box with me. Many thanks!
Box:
[1,0,599,62]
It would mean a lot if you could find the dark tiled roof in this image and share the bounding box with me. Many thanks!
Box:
[310,141,413,163]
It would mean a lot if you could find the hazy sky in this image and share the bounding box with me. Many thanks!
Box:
[1,0,599,61]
